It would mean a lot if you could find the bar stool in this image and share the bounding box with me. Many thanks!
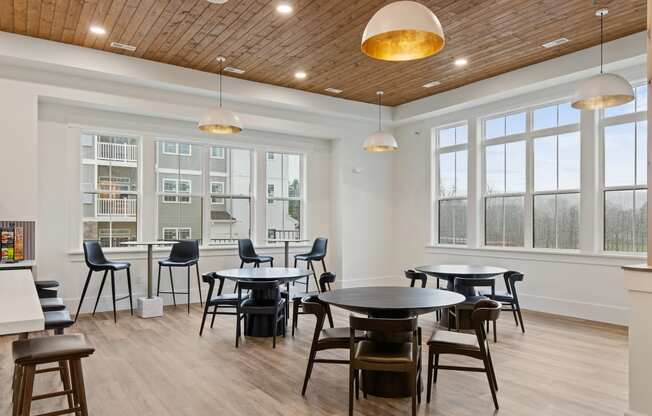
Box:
[157,240,202,314]
[294,238,328,292]
[45,309,75,335]
[35,280,60,299]
[76,241,133,323]
[12,334,95,416]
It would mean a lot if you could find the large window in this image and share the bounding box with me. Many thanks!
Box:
[532,102,581,249]
[483,111,527,247]
[80,132,140,247]
[266,152,304,241]
[602,85,648,253]
[155,141,253,245]
[435,123,468,245]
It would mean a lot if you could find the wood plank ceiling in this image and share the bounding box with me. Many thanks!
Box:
[0,0,646,106]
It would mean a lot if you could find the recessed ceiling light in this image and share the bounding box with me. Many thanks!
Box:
[276,3,293,14]
[207,0,228,4]
[422,81,441,88]
[454,58,468,67]
[542,37,569,48]
[294,71,307,80]
[89,25,106,35]
[325,87,343,94]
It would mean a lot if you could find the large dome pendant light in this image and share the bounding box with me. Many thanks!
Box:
[363,91,398,152]
[361,1,445,62]
[571,8,634,110]
[198,56,243,134]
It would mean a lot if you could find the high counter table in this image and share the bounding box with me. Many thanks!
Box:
[121,241,174,318]
[0,269,44,336]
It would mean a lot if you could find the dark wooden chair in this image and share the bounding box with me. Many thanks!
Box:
[75,240,133,323]
[199,272,249,336]
[450,277,498,342]
[480,271,525,333]
[157,240,201,314]
[404,269,442,320]
[12,334,94,416]
[238,239,273,268]
[348,315,422,416]
[427,299,501,409]
[291,272,336,336]
[300,295,366,395]
[294,237,328,292]
[236,281,286,348]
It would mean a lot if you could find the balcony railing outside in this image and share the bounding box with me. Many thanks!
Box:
[96,197,137,217]
[267,228,300,240]
[96,141,138,163]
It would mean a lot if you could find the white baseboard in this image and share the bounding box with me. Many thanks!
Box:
[518,293,628,326]
[625,410,649,416]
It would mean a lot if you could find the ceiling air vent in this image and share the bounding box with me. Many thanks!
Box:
[422,81,441,88]
[542,38,569,48]
[110,42,136,52]
[325,87,343,94]
[224,66,245,74]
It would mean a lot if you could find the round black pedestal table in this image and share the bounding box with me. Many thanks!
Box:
[319,287,464,398]
[415,264,508,328]
[217,267,311,337]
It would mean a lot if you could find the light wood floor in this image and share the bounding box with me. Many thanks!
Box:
[0,304,628,416]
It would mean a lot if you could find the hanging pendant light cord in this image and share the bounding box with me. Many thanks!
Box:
[600,12,604,74]
[219,60,223,108]
[378,93,381,131]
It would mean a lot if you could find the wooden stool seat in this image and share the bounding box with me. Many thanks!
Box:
[12,334,94,416]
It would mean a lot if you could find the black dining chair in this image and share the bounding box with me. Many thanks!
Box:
[480,271,526,333]
[157,240,201,314]
[294,237,328,292]
[449,277,497,342]
[199,272,248,336]
[238,239,273,268]
[427,300,501,409]
[405,270,442,320]
[236,281,286,348]
[301,295,366,396]
[75,241,133,323]
[291,272,337,336]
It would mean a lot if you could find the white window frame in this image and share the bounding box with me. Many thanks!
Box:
[210,181,225,204]
[433,122,468,246]
[599,83,648,253]
[162,227,192,241]
[161,178,192,204]
[265,151,306,242]
[162,142,192,156]
[210,146,225,159]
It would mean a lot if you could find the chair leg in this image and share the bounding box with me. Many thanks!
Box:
[210,305,218,328]
[493,320,497,343]
[169,267,177,307]
[270,259,274,267]
[240,261,244,269]
[196,263,203,307]
[272,312,277,349]
[292,300,300,336]
[362,371,368,399]
[325,304,334,328]
[74,270,93,322]
[515,301,526,333]
[510,302,518,325]
[308,261,320,293]
[187,266,191,314]
[348,366,355,416]
[71,359,90,416]
[126,267,133,316]
[157,263,162,297]
[19,364,35,416]
[301,347,317,395]
[199,302,210,336]
[110,270,117,323]
[427,352,433,403]
[483,356,499,410]
[410,369,417,416]
[92,270,108,316]
[59,360,74,410]
[235,313,241,348]
[321,258,327,273]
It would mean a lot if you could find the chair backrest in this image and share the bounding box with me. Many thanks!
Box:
[318,272,336,292]
[404,269,427,288]
[169,240,199,262]
[237,280,280,304]
[202,272,226,298]
[301,295,328,343]
[310,238,328,257]
[238,239,257,259]
[349,315,417,335]
[83,240,108,268]
[455,276,495,291]
[471,299,502,335]
[503,271,524,295]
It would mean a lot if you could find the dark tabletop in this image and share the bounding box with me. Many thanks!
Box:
[217,267,312,283]
[415,264,508,279]
[318,287,465,315]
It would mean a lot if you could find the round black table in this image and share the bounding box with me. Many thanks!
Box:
[319,287,464,398]
[415,265,508,296]
[217,267,311,337]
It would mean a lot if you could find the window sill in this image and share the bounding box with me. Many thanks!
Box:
[424,244,645,267]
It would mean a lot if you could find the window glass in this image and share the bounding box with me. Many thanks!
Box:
[558,132,581,190]
[485,144,505,194]
[506,112,526,136]
[439,199,467,244]
[439,153,455,198]
[266,152,303,241]
[533,105,557,130]
[604,123,636,187]
[534,136,557,192]
[485,117,505,140]
[505,141,526,193]
[439,127,456,148]
[636,121,647,186]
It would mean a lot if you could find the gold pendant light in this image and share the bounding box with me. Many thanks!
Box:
[198,56,243,134]
[361,1,445,62]
[571,8,634,110]
[363,91,398,152]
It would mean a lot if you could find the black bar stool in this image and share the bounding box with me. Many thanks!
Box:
[157,240,202,314]
[294,238,328,292]
[75,241,133,324]
[238,239,273,268]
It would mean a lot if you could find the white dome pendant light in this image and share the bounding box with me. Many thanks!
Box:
[361,1,445,62]
[571,8,634,110]
[363,91,398,152]
[198,56,243,134]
